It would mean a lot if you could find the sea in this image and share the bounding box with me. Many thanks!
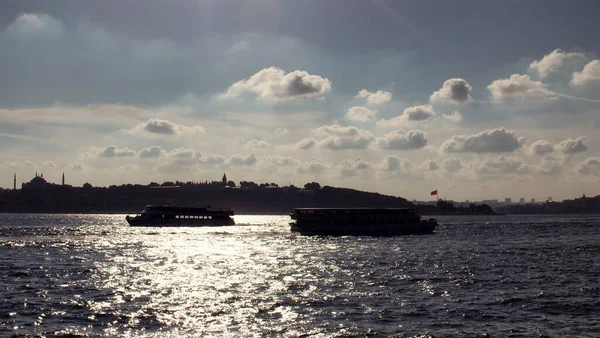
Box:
[1,214,599,337]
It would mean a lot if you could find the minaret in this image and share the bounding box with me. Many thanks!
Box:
[62,172,65,186]
[13,173,16,190]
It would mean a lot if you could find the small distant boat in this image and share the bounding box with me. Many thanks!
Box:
[290,208,437,236]
[126,205,235,227]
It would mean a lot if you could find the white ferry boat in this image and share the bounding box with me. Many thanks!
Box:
[126,205,235,227]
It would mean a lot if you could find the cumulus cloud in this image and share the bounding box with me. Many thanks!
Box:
[576,157,600,176]
[442,111,464,122]
[227,153,257,166]
[422,159,439,171]
[487,74,552,101]
[378,156,414,175]
[96,145,137,158]
[139,146,165,159]
[441,128,524,153]
[120,164,140,171]
[474,156,531,176]
[571,60,600,87]
[346,106,377,122]
[41,161,57,168]
[312,124,374,150]
[155,148,225,172]
[429,78,472,104]
[356,89,392,104]
[245,139,271,149]
[556,136,588,154]
[221,67,332,102]
[377,105,436,127]
[296,138,316,150]
[377,129,427,150]
[70,163,84,171]
[297,158,331,174]
[529,49,585,78]
[537,155,563,175]
[528,140,554,155]
[442,158,463,173]
[336,158,374,177]
[132,119,205,136]
[7,13,64,40]
[275,128,290,137]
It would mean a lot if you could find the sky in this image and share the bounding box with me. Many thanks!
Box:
[1,0,600,202]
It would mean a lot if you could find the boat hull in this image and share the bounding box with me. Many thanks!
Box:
[290,219,436,236]
[126,216,234,227]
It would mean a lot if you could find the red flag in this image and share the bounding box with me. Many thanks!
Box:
[430,190,438,196]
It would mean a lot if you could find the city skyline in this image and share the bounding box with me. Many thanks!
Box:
[1,1,600,201]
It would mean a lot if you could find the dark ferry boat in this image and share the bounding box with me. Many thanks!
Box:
[290,208,437,236]
[126,205,235,227]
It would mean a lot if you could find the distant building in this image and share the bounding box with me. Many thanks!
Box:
[547,196,553,202]
[519,198,525,204]
[222,173,227,186]
[13,173,16,190]
[531,198,535,203]
[505,198,512,204]
[62,173,65,186]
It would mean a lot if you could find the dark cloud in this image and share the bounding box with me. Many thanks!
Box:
[430,78,472,104]
[139,146,164,159]
[528,140,554,155]
[556,136,587,154]
[97,145,137,158]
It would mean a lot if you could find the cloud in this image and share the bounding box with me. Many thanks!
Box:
[275,128,290,137]
[377,105,436,127]
[132,119,205,136]
[487,74,552,101]
[313,124,374,150]
[536,155,563,175]
[221,67,332,102]
[154,148,225,172]
[3,161,36,168]
[442,111,464,122]
[474,156,531,176]
[529,49,585,78]
[227,153,257,166]
[528,140,554,155]
[576,157,600,176]
[429,78,472,104]
[245,139,271,149]
[346,106,377,122]
[96,145,137,158]
[377,129,427,150]
[378,156,414,175]
[139,146,165,159]
[556,136,588,154]
[441,128,524,153]
[41,161,57,168]
[297,158,331,174]
[6,13,64,40]
[442,158,463,173]
[356,89,392,104]
[571,60,600,87]
[335,158,374,177]
[296,138,316,150]
[120,164,140,171]
[422,159,439,171]
[70,163,84,171]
